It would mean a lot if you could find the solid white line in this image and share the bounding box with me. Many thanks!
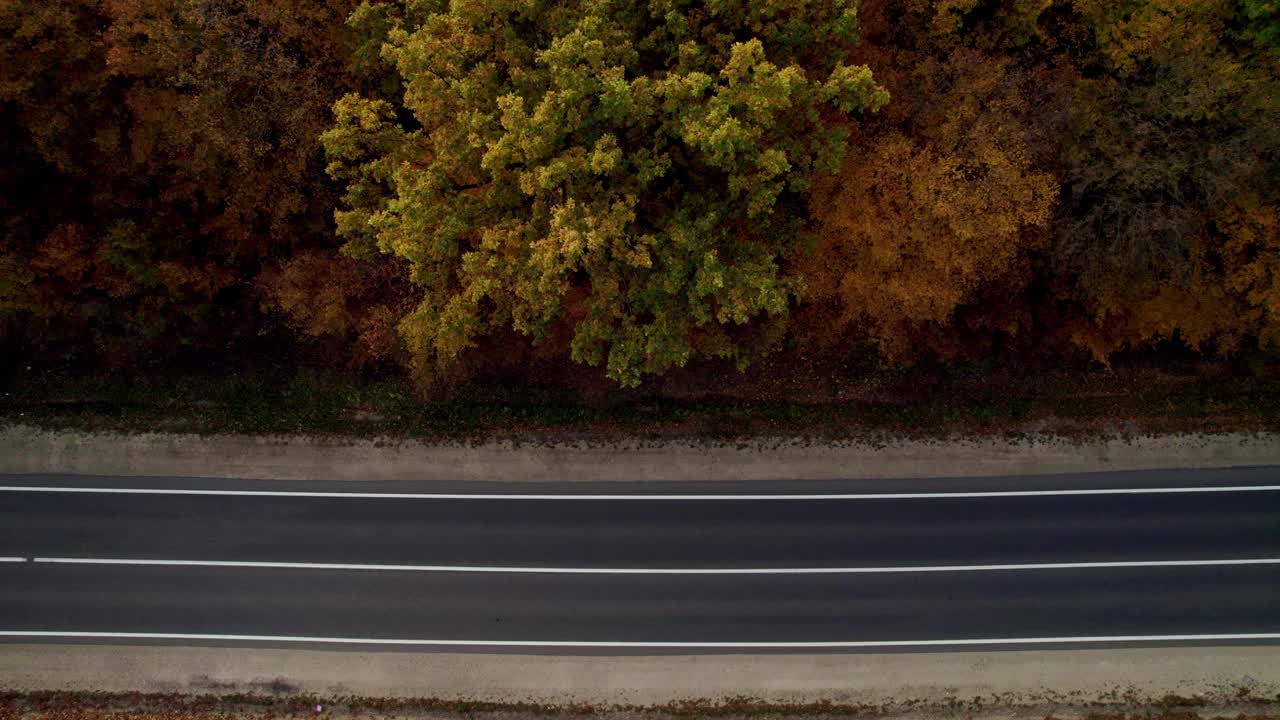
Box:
[1,485,1279,500]
[0,558,26,563]
[1,631,1278,648]
[28,557,1280,574]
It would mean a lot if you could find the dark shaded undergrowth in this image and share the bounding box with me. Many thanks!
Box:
[5,358,1280,442]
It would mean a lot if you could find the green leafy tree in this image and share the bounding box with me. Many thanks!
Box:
[1241,0,1280,53]
[326,0,887,387]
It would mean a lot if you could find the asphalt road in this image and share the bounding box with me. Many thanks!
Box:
[0,469,1278,652]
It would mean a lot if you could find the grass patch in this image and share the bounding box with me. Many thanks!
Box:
[4,362,1280,441]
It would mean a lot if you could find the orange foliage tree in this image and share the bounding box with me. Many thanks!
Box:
[257,250,412,368]
[796,48,1058,360]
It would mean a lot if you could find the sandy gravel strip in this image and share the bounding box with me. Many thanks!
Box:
[0,644,1277,705]
[3,425,1280,482]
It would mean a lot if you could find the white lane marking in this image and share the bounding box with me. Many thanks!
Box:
[1,485,1279,500]
[0,558,26,563]
[0,631,1278,648]
[27,557,1280,574]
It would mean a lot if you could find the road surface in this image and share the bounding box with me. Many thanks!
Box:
[0,469,1277,652]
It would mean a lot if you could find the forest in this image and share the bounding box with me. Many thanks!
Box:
[3,0,1280,395]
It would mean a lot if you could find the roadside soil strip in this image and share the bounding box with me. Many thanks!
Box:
[1,693,1279,720]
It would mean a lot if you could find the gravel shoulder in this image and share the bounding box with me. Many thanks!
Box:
[3,424,1280,482]
[2,644,1278,707]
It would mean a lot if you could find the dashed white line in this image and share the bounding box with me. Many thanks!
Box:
[0,558,25,563]
[1,485,1278,500]
[25,556,1280,574]
[0,631,1278,648]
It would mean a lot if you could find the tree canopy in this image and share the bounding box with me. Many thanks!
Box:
[4,0,1280,388]
[323,0,887,386]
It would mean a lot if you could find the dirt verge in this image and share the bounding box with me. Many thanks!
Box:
[2,690,1279,720]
